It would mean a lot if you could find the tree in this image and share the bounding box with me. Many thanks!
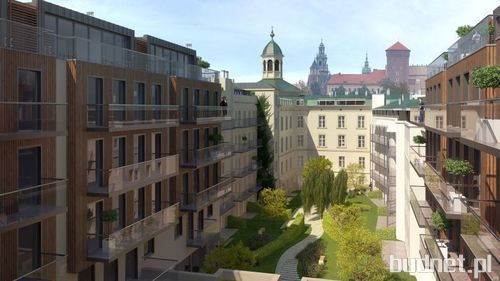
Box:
[323,204,363,240]
[301,157,335,215]
[379,78,408,95]
[431,210,449,240]
[196,57,210,68]
[346,163,367,194]
[331,169,348,205]
[456,25,473,37]
[256,95,275,188]
[471,65,500,89]
[260,187,288,218]
[202,242,256,273]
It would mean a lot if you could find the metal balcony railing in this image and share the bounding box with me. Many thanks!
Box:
[180,177,233,211]
[233,163,258,178]
[179,106,231,123]
[461,99,500,152]
[87,154,178,196]
[0,179,67,232]
[419,234,453,281]
[187,218,220,248]
[86,104,178,130]
[0,102,66,141]
[180,144,232,167]
[87,203,179,261]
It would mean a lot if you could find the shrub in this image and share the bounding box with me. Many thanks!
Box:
[355,203,373,212]
[227,215,247,229]
[260,187,289,219]
[202,242,256,274]
[456,25,473,37]
[385,272,417,281]
[376,227,397,241]
[297,239,326,278]
[413,135,426,144]
[246,201,261,213]
[255,213,306,263]
[101,209,118,222]
[431,210,449,239]
[444,159,474,176]
[367,190,383,199]
[378,206,388,216]
[471,65,500,89]
[247,233,274,250]
[323,204,363,240]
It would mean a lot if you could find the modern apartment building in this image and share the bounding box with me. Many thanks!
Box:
[393,7,499,281]
[0,0,253,280]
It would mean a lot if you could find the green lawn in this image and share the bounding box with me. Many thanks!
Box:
[321,194,378,279]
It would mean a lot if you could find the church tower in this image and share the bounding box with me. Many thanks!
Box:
[307,39,330,95]
[261,28,283,79]
[362,53,371,74]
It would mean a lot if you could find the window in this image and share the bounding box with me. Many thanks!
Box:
[298,156,304,168]
[175,216,183,238]
[280,117,283,131]
[289,116,293,129]
[285,137,288,151]
[298,135,304,147]
[280,161,283,174]
[285,116,288,130]
[338,135,345,147]
[359,157,366,168]
[338,116,345,128]
[144,239,154,256]
[207,204,213,217]
[358,116,365,128]
[435,116,443,129]
[297,116,304,128]
[318,115,326,128]
[318,135,326,147]
[358,136,365,148]
[339,156,345,168]
[280,138,283,153]
[461,116,466,129]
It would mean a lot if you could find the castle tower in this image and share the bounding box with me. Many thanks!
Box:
[262,28,283,79]
[362,53,371,74]
[386,41,410,85]
[307,39,330,95]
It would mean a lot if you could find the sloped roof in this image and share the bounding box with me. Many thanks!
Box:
[374,98,420,110]
[328,69,386,85]
[236,79,302,95]
[386,41,410,51]
[262,40,283,57]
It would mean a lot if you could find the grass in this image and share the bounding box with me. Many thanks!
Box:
[321,194,378,279]
[367,190,384,199]
[376,226,397,241]
[378,206,389,216]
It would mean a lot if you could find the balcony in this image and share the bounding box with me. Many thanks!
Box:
[423,162,467,218]
[180,144,232,168]
[233,164,258,178]
[233,140,258,153]
[233,182,258,202]
[87,203,179,261]
[88,154,178,197]
[13,255,67,281]
[234,118,257,128]
[220,194,236,215]
[0,18,219,81]
[180,106,231,124]
[0,179,67,233]
[87,104,178,131]
[409,146,426,177]
[409,185,432,228]
[460,99,500,152]
[410,106,425,125]
[419,234,454,281]
[0,102,66,141]
[180,177,233,211]
[187,218,220,248]
[423,104,461,137]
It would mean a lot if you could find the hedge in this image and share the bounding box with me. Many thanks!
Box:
[247,201,262,213]
[255,213,306,263]
[297,239,326,278]
[227,215,247,229]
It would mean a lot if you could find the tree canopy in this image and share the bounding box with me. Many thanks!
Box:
[202,242,256,273]
[456,25,473,37]
[471,65,500,89]
[256,95,275,187]
[196,57,210,68]
[346,163,367,194]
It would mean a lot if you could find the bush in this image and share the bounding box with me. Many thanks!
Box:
[413,135,426,144]
[255,213,306,263]
[297,240,326,278]
[367,190,383,199]
[471,65,500,89]
[246,201,262,213]
[202,242,256,273]
[260,187,289,219]
[385,272,417,281]
[444,158,474,176]
[323,204,363,240]
[247,233,274,250]
[378,206,388,216]
[376,227,397,241]
[355,203,373,212]
[227,215,247,229]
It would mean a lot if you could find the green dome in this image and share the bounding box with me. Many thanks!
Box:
[261,29,283,57]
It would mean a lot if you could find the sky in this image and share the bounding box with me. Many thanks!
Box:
[46,0,498,83]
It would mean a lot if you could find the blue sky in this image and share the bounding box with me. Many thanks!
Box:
[48,0,498,83]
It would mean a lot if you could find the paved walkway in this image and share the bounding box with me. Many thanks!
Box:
[275,208,324,281]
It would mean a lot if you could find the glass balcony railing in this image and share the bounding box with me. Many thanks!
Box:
[409,185,431,228]
[13,254,67,281]
[410,106,425,125]
[233,140,258,153]
[234,118,257,128]
[180,144,232,167]
[187,218,220,248]
[0,102,66,140]
[0,18,219,82]
[220,194,236,215]
[427,53,448,78]
[233,182,258,202]
[87,203,179,261]
[86,104,178,130]
[88,154,178,196]
[0,179,67,232]
[179,106,231,123]
[423,162,467,217]
[181,177,233,211]
[233,163,258,178]
[409,146,426,177]
[420,234,454,281]
[461,99,500,152]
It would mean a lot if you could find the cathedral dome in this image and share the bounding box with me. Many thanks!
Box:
[261,29,283,57]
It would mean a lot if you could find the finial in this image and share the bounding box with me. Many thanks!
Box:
[321,37,323,43]
[365,52,368,61]
[270,26,275,39]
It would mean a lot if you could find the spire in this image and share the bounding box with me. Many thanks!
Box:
[362,52,371,74]
[270,26,275,39]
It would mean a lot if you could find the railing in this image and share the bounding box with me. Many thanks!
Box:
[233,140,258,153]
[0,18,219,82]
[88,154,178,196]
[220,195,236,215]
[86,104,178,130]
[409,185,430,227]
[420,234,454,281]
[233,182,258,202]
[187,218,220,247]
[461,99,500,152]
[0,179,67,232]
[0,102,66,140]
[87,203,179,261]
[234,118,257,128]
[233,163,258,178]
[179,106,231,123]
[410,106,425,124]
[409,146,426,177]
[180,144,232,167]
[14,254,67,281]
[427,53,448,78]
[181,177,233,211]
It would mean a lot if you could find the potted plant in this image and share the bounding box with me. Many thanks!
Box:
[444,159,474,177]
[413,135,426,144]
[431,210,449,240]
[442,52,448,61]
[101,209,118,223]
[208,133,223,145]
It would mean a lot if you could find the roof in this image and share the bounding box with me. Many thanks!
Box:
[386,41,410,52]
[374,98,420,110]
[236,79,302,95]
[328,69,386,85]
[262,39,283,57]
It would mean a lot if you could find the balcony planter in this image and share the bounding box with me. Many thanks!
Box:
[431,210,449,241]
[444,159,474,177]
[101,209,118,223]
[413,135,426,145]
[208,133,223,145]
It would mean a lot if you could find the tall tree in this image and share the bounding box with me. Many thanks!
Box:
[346,163,367,194]
[331,169,348,205]
[256,95,275,188]
[301,157,335,215]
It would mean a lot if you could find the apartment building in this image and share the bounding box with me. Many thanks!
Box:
[396,8,499,281]
[0,0,242,280]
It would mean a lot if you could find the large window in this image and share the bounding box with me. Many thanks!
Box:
[338,115,345,128]
[298,135,304,147]
[18,69,41,131]
[358,135,365,148]
[339,156,345,168]
[358,116,365,128]
[297,116,304,128]
[359,157,366,168]
[318,115,326,128]
[338,135,345,147]
[318,135,326,147]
